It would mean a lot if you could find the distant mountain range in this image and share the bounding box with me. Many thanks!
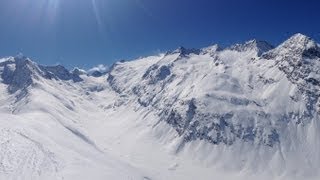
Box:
[0,33,319,180]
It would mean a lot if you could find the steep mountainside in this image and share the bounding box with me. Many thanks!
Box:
[0,33,319,180]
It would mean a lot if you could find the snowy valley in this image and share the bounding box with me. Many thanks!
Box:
[0,33,320,180]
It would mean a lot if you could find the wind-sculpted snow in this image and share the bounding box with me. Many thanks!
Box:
[0,33,320,180]
[0,83,147,180]
[0,128,60,179]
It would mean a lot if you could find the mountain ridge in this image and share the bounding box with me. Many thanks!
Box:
[0,33,320,180]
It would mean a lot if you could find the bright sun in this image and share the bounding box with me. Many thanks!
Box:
[13,0,105,30]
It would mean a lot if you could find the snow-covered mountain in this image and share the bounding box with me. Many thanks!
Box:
[0,33,320,180]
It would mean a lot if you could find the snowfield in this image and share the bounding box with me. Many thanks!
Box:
[0,33,320,180]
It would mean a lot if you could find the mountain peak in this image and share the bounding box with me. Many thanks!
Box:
[71,67,87,76]
[169,46,201,56]
[1,56,42,93]
[39,65,83,82]
[262,33,320,60]
[201,44,222,55]
[0,56,83,93]
[229,39,274,56]
[279,33,318,51]
[288,33,311,41]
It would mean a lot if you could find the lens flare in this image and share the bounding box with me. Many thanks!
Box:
[91,0,102,28]
[44,0,60,25]
[23,0,60,26]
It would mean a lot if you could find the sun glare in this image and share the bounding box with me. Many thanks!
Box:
[46,0,59,21]
[91,0,104,31]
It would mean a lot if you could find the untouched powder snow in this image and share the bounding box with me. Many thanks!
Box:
[0,33,320,180]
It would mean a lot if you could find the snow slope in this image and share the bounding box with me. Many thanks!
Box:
[0,57,149,180]
[0,33,320,180]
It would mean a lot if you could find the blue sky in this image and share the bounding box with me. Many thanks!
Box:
[0,0,319,69]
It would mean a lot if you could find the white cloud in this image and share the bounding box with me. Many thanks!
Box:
[87,64,109,74]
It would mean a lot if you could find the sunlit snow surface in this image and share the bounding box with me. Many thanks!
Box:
[0,34,320,180]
